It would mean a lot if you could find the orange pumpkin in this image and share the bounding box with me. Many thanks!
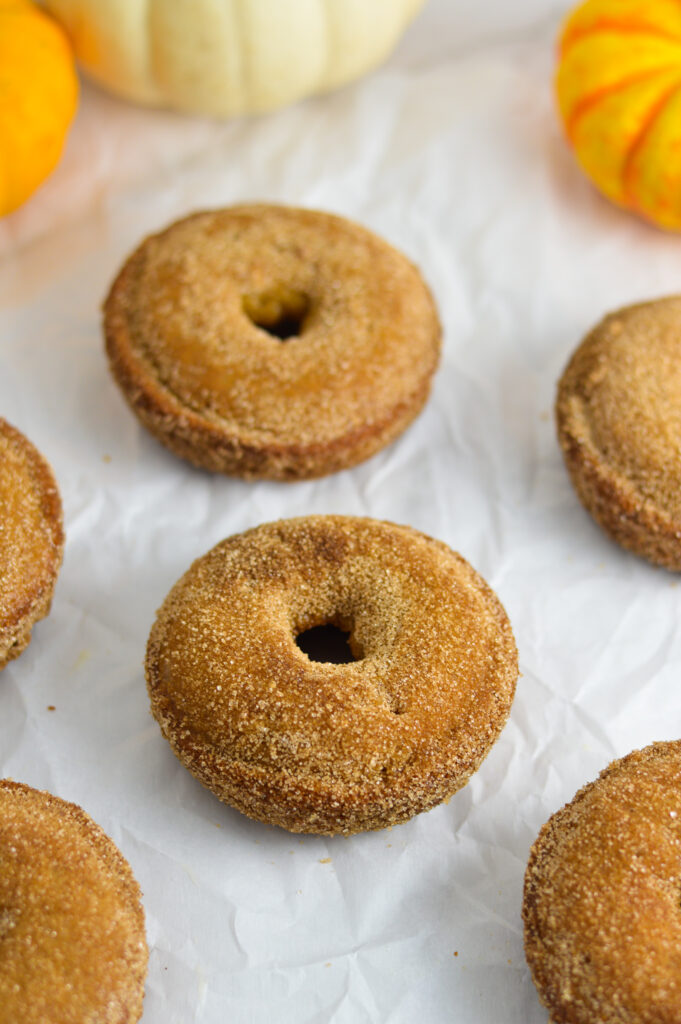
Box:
[556,0,681,230]
[0,0,78,216]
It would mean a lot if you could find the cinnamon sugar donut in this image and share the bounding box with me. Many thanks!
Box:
[104,204,441,480]
[146,515,518,835]
[0,419,64,669]
[557,297,681,569]
[0,780,148,1023]
[523,741,681,1024]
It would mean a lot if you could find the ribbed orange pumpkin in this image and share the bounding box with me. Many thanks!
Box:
[556,0,681,230]
[0,0,78,216]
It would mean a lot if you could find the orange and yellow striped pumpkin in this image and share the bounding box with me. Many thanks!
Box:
[556,0,681,230]
[0,0,78,216]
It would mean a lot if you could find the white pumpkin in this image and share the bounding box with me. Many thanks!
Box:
[43,0,426,116]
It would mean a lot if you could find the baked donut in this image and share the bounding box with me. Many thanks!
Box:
[523,741,681,1024]
[146,515,518,835]
[0,418,64,669]
[556,297,681,569]
[0,780,148,1023]
[104,204,441,481]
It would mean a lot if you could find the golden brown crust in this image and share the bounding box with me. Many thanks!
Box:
[146,515,518,835]
[556,297,681,570]
[0,419,64,670]
[523,741,681,1024]
[103,204,441,481]
[0,780,148,1023]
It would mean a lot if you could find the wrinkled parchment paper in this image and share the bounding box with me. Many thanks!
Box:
[3,3,681,1021]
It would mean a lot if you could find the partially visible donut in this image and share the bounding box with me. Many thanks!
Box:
[146,515,518,835]
[104,204,441,481]
[0,419,64,669]
[556,297,681,569]
[0,780,148,1023]
[523,741,681,1024]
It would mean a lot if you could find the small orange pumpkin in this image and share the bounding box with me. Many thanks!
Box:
[556,0,681,230]
[0,0,78,216]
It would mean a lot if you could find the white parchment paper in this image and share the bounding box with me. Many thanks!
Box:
[3,3,681,1021]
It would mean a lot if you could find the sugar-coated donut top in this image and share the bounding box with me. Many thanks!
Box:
[0,419,63,647]
[524,741,681,1024]
[146,516,517,822]
[0,781,147,1024]
[105,204,440,447]
[558,297,681,523]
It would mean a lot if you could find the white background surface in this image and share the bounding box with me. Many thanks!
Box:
[3,2,681,1021]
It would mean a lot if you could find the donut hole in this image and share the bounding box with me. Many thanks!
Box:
[242,286,311,340]
[295,623,361,665]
